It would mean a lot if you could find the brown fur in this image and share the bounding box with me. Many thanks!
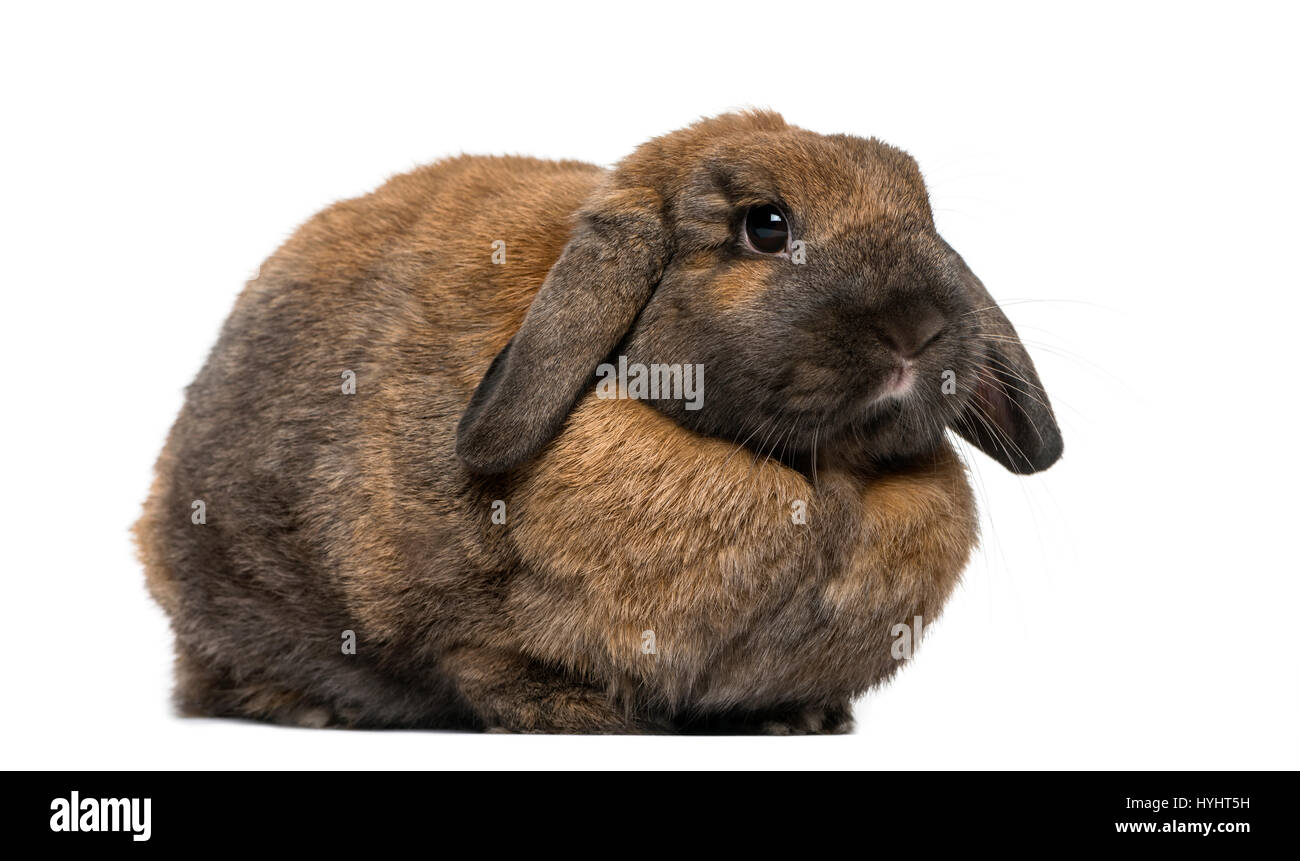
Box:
[136,111,1057,733]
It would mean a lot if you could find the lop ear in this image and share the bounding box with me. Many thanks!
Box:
[941,238,1064,474]
[456,184,668,474]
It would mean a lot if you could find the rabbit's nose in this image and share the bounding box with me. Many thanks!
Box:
[876,302,946,358]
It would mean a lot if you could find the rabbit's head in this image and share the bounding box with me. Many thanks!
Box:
[457,111,1062,476]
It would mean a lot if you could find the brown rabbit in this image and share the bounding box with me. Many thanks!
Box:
[135,111,1061,733]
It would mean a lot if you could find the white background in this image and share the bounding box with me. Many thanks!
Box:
[2,1,1296,770]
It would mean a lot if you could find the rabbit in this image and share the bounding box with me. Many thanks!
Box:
[135,110,1062,734]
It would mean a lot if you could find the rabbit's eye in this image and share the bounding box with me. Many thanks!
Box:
[744,204,790,254]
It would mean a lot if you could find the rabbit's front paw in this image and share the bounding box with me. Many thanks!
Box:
[759,703,856,735]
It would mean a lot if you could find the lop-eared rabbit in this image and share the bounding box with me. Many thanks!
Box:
[136,111,1062,733]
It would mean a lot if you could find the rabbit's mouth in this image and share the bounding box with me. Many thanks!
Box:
[869,360,918,404]
[767,383,959,472]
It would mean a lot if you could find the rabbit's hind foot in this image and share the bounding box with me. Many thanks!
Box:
[445,647,670,734]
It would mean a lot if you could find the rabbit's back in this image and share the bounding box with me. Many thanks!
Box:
[135,155,605,726]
